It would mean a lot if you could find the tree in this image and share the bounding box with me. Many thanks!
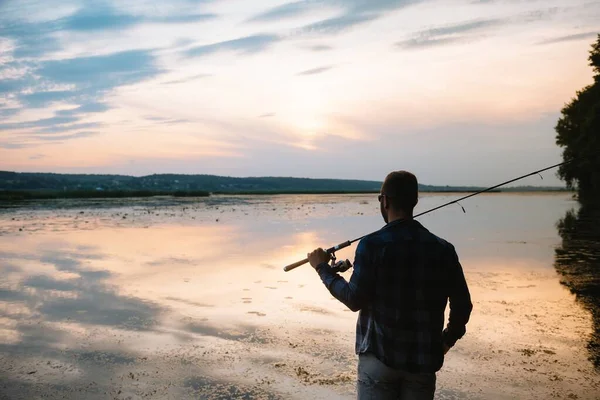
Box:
[555,34,600,203]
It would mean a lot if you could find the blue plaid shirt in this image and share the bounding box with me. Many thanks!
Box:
[317,218,473,373]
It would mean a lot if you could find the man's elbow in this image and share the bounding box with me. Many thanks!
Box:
[345,297,366,312]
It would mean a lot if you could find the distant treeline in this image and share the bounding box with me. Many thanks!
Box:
[0,171,569,200]
[0,190,209,201]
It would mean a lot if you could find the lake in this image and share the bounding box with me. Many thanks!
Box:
[1,193,599,399]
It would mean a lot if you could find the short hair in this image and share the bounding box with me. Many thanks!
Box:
[381,171,418,211]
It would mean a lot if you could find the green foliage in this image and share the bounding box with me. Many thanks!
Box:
[555,35,600,203]
[0,190,209,201]
[554,203,600,367]
[0,172,567,200]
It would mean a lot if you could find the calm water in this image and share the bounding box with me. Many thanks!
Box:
[1,193,599,399]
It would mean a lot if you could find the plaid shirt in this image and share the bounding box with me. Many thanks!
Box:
[317,218,473,373]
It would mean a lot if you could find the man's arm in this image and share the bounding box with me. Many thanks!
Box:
[314,239,376,312]
[442,245,473,348]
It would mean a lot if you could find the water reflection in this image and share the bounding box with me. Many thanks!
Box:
[2,193,600,399]
[555,203,600,368]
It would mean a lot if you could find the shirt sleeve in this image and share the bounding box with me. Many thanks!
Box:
[442,244,473,347]
[316,238,376,312]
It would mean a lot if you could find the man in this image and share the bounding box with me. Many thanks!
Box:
[307,171,473,400]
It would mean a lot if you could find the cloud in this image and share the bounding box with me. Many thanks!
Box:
[397,36,464,49]
[537,31,599,45]
[248,1,315,22]
[424,19,505,36]
[29,154,46,160]
[0,108,20,118]
[61,6,139,31]
[396,18,506,49]
[259,113,276,118]
[346,0,422,14]
[162,73,212,85]
[60,5,217,31]
[0,142,33,149]
[155,119,190,125]
[0,19,62,59]
[37,49,163,86]
[24,275,79,292]
[297,65,334,75]
[12,49,162,115]
[155,14,217,24]
[142,116,189,125]
[30,131,98,141]
[0,115,79,131]
[306,44,333,51]
[253,0,423,35]
[37,122,104,134]
[19,91,78,108]
[55,102,111,116]
[0,78,26,93]
[298,13,378,34]
[184,34,280,58]
[0,3,216,60]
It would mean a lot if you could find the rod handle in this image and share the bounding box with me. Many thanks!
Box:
[283,258,309,272]
[283,241,352,272]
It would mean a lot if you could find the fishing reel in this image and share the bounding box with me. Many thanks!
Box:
[329,251,353,273]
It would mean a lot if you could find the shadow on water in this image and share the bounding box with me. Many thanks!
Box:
[554,202,600,368]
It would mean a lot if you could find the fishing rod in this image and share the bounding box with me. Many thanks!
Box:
[283,160,572,272]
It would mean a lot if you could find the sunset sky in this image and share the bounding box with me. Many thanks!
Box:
[0,0,598,186]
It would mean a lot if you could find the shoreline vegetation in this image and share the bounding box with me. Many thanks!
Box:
[0,188,572,201]
[0,171,570,201]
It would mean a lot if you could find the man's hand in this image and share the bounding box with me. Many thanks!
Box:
[307,248,331,270]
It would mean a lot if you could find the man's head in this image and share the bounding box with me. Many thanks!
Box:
[379,171,418,223]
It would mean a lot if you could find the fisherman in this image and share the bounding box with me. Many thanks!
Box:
[307,170,473,400]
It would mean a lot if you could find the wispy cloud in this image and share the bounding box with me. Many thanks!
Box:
[297,66,334,75]
[248,1,315,22]
[258,113,276,118]
[162,74,212,85]
[9,49,163,112]
[537,31,599,45]
[143,116,190,125]
[19,91,77,108]
[155,119,190,125]
[0,108,20,118]
[306,44,333,51]
[37,122,104,134]
[397,36,464,49]
[55,102,111,117]
[396,18,506,49]
[29,154,46,160]
[36,50,163,86]
[0,4,215,61]
[60,4,217,32]
[298,13,378,34]
[0,116,79,131]
[61,6,140,31]
[184,34,281,58]
[253,0,424,35]
[30,131,99,141]
[0,142,33,149]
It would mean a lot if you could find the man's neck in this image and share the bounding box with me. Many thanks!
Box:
[387,210,413,224]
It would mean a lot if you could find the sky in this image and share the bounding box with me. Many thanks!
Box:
[0,0,598,186]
